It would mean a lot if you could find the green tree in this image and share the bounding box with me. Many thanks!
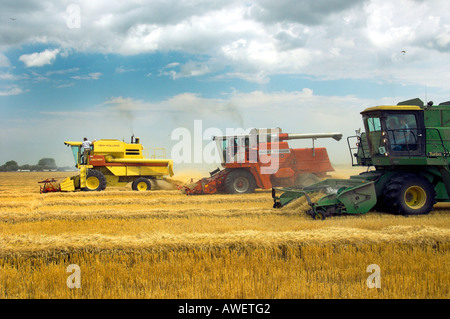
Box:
[37,158,57,170]
[3,160,19,172]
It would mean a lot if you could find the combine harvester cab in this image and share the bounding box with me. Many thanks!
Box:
[273,98,450,219]
[51,136,174,192]
[179,128,343,195]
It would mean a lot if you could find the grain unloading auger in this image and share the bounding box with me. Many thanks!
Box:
[273,98,450,219]
[178,128,343,195]
[40,136,174,192]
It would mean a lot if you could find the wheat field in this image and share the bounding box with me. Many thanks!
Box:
[0,168,449,299]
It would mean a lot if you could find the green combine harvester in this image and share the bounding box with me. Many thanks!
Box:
[272,98,450,219]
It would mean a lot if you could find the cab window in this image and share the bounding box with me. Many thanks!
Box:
[367,117,381,132]
[386,114,417,131]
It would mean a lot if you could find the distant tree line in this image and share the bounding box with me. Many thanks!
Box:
[0,158,75,172]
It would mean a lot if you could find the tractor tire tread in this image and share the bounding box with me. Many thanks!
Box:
[132,177,152,191]
[382,172,436,215]
[83,169,107,192]
[224,169,256,194]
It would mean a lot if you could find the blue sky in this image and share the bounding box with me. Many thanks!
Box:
[1,0,450,171]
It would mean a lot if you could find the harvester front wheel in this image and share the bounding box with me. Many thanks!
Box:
[224,169,256,194]
[83,170,107,192]
[132,177,152,191]
[383,173,436,215]
[313,211,326,220]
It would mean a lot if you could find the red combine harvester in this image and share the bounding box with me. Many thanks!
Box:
[178,128,342,195]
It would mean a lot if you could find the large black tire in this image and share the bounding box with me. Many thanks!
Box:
[83,169,107,191]
[224,169,256,194]
[132,177,152,191]
[382,173,436,215]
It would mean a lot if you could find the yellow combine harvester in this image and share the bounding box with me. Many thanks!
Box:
[49,136,174,192]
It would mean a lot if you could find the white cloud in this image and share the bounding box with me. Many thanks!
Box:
[55,82,75,88]
[1,0,450,89]
[18,49,60,67]
[161,61,221,79]
[115,66,138,74]
[71,72,102,80]
[0,72,20,81]
[165,62,180,68]
[0,85,27,96]
[218,72,270,84]
[0,53,11,67]
[45,68,80,76]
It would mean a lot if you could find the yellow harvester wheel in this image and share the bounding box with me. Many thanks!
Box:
[82,170,107,191]
[132,177,152,191]
[86,176,100,190]
[404,186,427,210]
[383,173,435,215]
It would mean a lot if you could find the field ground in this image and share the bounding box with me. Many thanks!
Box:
[0,167,449,299]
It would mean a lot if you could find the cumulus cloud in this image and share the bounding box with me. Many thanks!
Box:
[1,0,450,88]
[161,60,223,80]
[18,49,60,67]
[248,0,366,25]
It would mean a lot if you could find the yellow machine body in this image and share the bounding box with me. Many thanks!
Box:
[60,137,174,192]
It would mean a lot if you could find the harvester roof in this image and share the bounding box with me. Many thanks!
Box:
[64,141,82,146]
[361,105,422,114]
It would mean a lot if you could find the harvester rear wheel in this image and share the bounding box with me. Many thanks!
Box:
[132,177,152,191]
[383,173,436,215]
[224,169,256,194]
[83,170,107,192]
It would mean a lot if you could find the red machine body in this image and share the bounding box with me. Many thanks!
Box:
[178,129,342,195]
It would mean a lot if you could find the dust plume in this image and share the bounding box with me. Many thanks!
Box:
[224,102,244,128]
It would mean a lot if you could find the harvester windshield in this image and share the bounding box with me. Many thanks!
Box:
[214,136,249,164]
[70,145,80,165]
[64,142,83,166]
[363,114,383,155]
[362,109,425,157]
